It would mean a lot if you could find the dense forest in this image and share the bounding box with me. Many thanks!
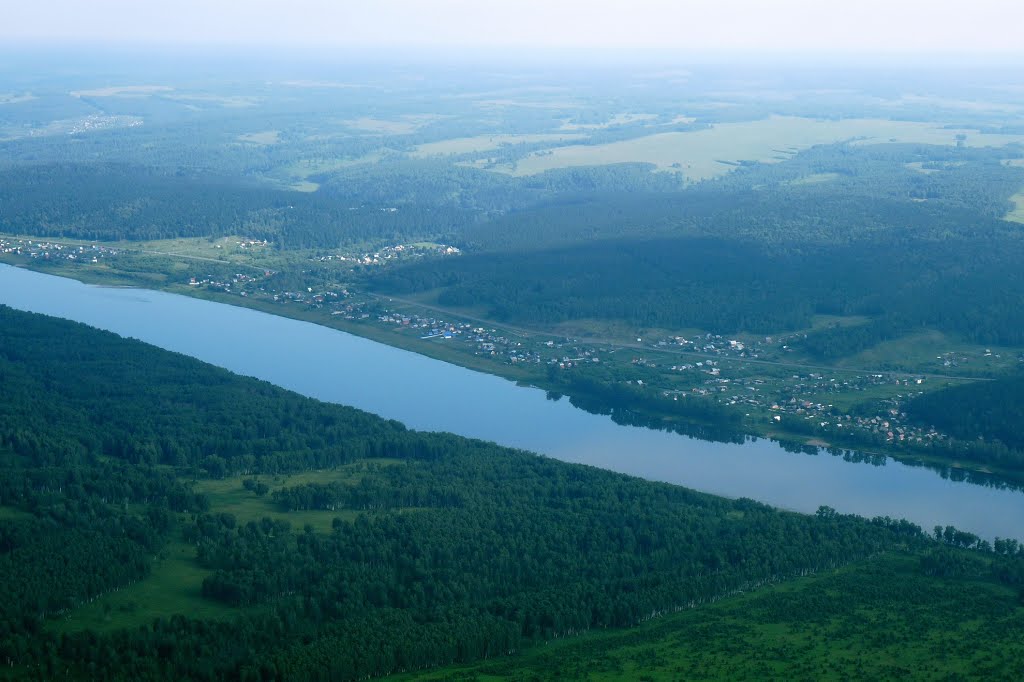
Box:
[907,372,1024,452]
[371,229,1024,345]
[2,305,1022,679]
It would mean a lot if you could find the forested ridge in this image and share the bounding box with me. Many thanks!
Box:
[2,304,1022,679]
[371,230,1024,345]
[907,372,1024,452]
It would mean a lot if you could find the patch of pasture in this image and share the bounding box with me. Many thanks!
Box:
[412,133,586,157]
[502,116,1024,180]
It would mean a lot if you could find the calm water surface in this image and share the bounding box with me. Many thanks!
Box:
[2,264,1022,540]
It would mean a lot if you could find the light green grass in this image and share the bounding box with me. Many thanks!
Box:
[788,172,841,185]
[805,314,873,331]
[412,133,586,157]
[49,542,238,634]
[50,461,406,634]
[341,117,430,134]
[192,460,403,530]
[162,93,260,108]
[496,116,1024,180]
[0,505,34,522]
[237,130,281,145]
[1007,190,1024,223]
[0,93,37,105]
[70,85,173,97]
[558,113,659,130]
[279,151,393,191]
[836,329,1019,376]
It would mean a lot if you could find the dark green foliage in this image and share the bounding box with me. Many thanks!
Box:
[3,304,998,681]
[373,231,1024,345]
[798,318,904,360]
[0,163,477,248]
[907,372,1024,451]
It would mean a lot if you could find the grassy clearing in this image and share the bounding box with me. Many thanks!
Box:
[0,505,34,521]
[192,462,402,531]
[387,553,1024,681]
[499,116,1024,180]
[836,329,1020,376]
[279,151,393,190]
[906,161,942,174]
[807,314,873,330]
[412,133,586,157]
[341,117,424,134]
[50,461,406,634]
[162,93,260,108]
[70,85,173,97]
[50,542,237,634]
[1007,190,1024,223]
[0,93,37,104]
[787,172,841,185]
[237,130,281,145]
[558,113,659,130]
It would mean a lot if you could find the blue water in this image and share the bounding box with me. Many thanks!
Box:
[2,263,1022,540]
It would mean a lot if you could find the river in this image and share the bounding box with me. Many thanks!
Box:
[2,263,1022,540]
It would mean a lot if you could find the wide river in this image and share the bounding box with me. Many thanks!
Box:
[2,264,1022,540]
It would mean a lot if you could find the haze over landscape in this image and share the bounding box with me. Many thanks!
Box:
[3,2,1024,680]
[6,0,1024,53]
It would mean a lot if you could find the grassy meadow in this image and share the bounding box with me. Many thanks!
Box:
[493,116,1024,179]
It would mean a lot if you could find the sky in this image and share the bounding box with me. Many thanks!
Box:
[5,0,1024,55]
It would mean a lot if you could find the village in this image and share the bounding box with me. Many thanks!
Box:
[311,242,462,267]
[0,235,995,452]
[0,237,119,263]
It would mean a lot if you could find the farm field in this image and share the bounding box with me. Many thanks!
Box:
[412,132,586,156]
[498,116,1024,179]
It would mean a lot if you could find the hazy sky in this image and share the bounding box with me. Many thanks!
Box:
[6,0,1024,54]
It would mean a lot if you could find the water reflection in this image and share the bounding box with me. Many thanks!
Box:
[2,263,1023,540]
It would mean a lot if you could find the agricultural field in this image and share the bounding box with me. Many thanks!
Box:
[497,116,1024,179]
[237,130,281,145]
[412,133,586,156]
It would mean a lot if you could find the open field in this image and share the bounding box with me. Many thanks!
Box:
[412,133,586,156]
[341,115,443,134]
[49,460,406,634]
[387,553,1024,682]
[558,113,659,130]
[237,130,281,145]
[835,329,1021,376]
[280,150,395,190]
[49,541,238,634]
[70,85,173,97]
[0,505,35,522]
[162,93,261,108]
[496,116,1024,180]
[1007,191,1024,223]
[191,462,404,531]
[787,171,842,185]
[0,93,37,104]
